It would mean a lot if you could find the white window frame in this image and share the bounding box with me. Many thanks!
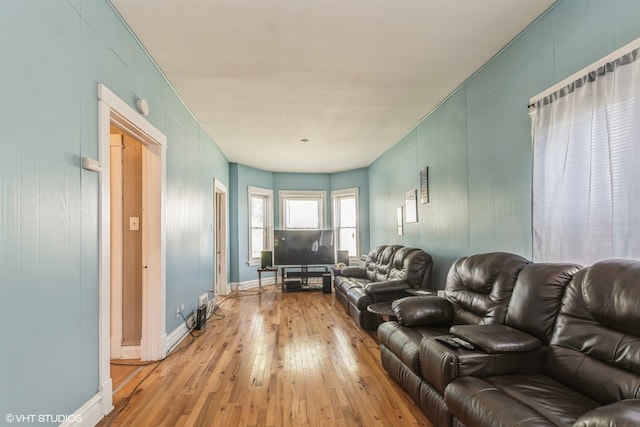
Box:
[248,186,273,265]
[279,190,326,230]
[332,187,360,262]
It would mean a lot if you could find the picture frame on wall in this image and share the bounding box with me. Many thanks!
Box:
[420,167,429,204]
[397,206,403,235]
[405,189,418,223]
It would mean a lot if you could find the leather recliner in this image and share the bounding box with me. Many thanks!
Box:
[444,259,640,427]
[377,252,533,425]
[334,245,433,329]
[418,261,580,426]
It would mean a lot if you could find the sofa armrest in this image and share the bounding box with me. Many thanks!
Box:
[365,279,412,302]
[390,295,452,327]
[574,400,640,427]
[420,336,547,394]
[449,324,542,354]
[340,266,367,279]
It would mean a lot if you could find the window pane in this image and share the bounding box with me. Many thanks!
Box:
[286,199,319,228]
[251,228,265,258]
[251,196,264,227]
[339,197,356,227]
[338,227,357,256]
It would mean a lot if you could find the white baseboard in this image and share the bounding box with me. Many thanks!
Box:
[166,322,188,353]
[234,276,277,291]
[121,345,141,359]
[165,312,197,353]
[63,390,109,427]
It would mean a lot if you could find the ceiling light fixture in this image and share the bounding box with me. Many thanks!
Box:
[300,138,309,144]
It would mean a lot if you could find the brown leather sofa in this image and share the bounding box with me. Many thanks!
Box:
[334,245,433,329]
[378,252,585,426]
[444,259,640,427]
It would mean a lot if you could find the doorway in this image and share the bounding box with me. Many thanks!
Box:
[110,129,144,360]
[214,179,229,296]
[97,84,167,416]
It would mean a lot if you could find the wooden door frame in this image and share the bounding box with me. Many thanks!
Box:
[97,84,167,416]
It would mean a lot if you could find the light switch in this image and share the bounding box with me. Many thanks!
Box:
[129,217,140,231]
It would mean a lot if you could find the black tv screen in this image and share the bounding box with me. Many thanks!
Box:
[273,230,335,266]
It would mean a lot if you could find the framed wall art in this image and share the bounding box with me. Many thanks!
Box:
[420,167,429,204]
[405,189,418,223]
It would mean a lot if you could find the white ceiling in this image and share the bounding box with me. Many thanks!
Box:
[111,0,554,173]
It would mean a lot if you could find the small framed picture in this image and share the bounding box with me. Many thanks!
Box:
[405,189,418,223]
[420,167,429,204]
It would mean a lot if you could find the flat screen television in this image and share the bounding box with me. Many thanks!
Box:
[273,229,335,266]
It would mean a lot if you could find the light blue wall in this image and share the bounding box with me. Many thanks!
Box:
[229,163,274,283]
[0,0,228,420]
[369,0,640,288]
[4,0,640,420]
[230,167,370,283]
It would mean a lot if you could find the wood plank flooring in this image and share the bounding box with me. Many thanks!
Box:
[100,285,432,427]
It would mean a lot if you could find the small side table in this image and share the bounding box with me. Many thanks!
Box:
[257,267,278,291]
[367,301,397,325]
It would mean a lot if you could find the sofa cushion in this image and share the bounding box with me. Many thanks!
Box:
[387,246,433,288]
[505,262,580,343]
[445,375,600,427]
[445,252,530,325]
[365,245,402,282]
[574,400,640,427]
[582,259,640,337]
[547,260,640,404]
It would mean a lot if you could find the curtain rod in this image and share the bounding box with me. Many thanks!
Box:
[528,36,640,108]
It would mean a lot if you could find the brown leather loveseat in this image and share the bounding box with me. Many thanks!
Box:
[379,253,640,426]
[445,259,640,427]
[334,245,433,329]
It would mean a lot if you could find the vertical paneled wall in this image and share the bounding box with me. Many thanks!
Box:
[369,0,640,288]
[0,0,228,418]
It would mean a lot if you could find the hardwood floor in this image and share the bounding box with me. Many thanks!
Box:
[99,285,432,427]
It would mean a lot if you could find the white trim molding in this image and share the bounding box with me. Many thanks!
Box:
[93,83,168,422]
[60,392,105,427]
[248,186,274,265]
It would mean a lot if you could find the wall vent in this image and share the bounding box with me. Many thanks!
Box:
[198,293,208,310]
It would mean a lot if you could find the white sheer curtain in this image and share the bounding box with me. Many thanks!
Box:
[531,48,640,265]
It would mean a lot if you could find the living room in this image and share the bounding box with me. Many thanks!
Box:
[3,1,640,426]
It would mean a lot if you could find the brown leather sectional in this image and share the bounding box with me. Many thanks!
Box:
[378,252,640,426]
[335,245,433,329]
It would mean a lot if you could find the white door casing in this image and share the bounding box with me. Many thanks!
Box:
[97,84,167,416]
[214,179,229,296]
